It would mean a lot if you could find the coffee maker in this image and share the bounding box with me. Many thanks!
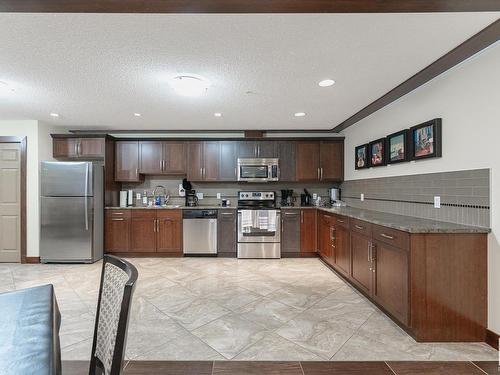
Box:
[182,178,198,207]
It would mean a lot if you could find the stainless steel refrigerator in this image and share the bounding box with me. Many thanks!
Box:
[40,161,104,263]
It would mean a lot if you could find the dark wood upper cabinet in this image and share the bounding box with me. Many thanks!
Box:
[217,210,237,256]
[163,142,186,175]
[296,141,320,181]
[237,141,258,158]
[115,141,141,182]
[257,141,278,158]
[156,210,182,254]
[52,137,105,159]
[278,141,296,182]
[139,141,163,174]
[219,141,238,181]
[187,141,218,181]
[320,141,344,182]
[300,209,317,254]
[281,210,301,255]
[187,142,203,181]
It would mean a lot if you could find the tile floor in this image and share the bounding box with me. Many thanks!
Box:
[0,258,497,362]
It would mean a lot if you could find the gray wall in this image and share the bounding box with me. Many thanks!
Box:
[341,168,490,227]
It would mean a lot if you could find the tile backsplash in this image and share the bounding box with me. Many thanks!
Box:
[122,178,338,207]
[341,168,490,228]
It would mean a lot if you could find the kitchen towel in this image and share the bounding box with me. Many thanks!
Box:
[241,210,253,231]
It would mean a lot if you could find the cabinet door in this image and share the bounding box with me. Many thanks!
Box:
[203,141,219,181]
[104,211,130,252]
[187,142,203,181]
[219,141,238,181]
[281,210,301,255]
[217,210,237,255]
[78,138,105,158]
[372,241,409,325]
[334,224,350,277]
[350,231,372,295]
[257,141,278,158]
[237,141,257,158]
[139,141,163,174]
[296,141,320,181]
[318,213,332,260]
[157,210,182,254]
[278,141,296,182]
[320,141,344,182]
[53,138,79,158]
[115,141,140,182]
[163,142,186,175]
[129,211,156,252]
[300,209,316,254]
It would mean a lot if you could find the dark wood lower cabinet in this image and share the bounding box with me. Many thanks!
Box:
[372,240,409,325]
[318,213,332,259]
[156,210,182,254]
[217,210,237,256]
[300,209,317,255]
[104,210,130,252]
[129,210,157,252]
[281,210,301,256]
[350,230,372,295]
[333,223,350,277]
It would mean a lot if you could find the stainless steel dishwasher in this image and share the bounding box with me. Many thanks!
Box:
[183,210,218,255]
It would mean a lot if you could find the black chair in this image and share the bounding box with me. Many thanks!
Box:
[89,255,138,375]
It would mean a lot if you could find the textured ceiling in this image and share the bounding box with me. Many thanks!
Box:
[0,13,498,130]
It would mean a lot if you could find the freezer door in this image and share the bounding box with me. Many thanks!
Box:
[40,196,93,262]
[41,161,93,197]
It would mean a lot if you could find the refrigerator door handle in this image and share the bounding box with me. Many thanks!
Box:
[84,163,89,231]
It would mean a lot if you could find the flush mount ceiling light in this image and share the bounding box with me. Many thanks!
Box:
[50,113,59,118]
[169,75,210,97]
[318,79,335,87]
[294,112,306,117]
[134,113,142,117]
[214,112,222,117]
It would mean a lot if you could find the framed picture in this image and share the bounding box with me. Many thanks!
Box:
[409,118,442,160]
[354,144,369,169]
[369,138,386,167]
[386,129,408,164]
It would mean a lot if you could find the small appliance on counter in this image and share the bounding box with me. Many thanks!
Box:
[329,187,341,204]
[300,189,312,206]
[280,189,294,207]
[182,178,198,207]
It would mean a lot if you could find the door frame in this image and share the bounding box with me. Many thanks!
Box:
[0,136,27,263]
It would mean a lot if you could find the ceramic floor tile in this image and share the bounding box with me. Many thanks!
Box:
[191,313,270,359]
[266,284,331,310]
[61,338,93,361]
[164,298,231,331]
[236,297,302,330]
[233,333,322,361]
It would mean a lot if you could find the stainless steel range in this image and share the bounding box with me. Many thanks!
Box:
[237,191,281,259]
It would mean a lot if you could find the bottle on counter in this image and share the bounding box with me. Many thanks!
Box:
[142,190,148,207]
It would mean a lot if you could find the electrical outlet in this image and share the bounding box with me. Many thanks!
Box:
[216,193,221,199]
[196,192,204,200]
[361,193,364,201]
[312,193,318,200]
[434,196,441,208]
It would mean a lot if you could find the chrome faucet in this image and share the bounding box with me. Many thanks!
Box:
[153,185,169,205]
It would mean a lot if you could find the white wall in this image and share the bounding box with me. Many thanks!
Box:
[342,42,500,333]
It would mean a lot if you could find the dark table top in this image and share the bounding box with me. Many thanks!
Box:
[0,284,62,375]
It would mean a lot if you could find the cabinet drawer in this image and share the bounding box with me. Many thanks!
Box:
[156,209,182,220]
[131,209,157,219]
[350,218,372,237]
[106,209,131,219]
[319,212,333,225]
[219,210,236,220]
[332,214,349,229]
[372,224,409,250]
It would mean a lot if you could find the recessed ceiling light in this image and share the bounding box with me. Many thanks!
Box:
[214,113,222,117]
[169,75,210,97]
[318,79,335,87]
[50,113,59,118]
[134,113,142,117]
[294,112,306,117]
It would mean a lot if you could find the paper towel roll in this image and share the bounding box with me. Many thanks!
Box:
[120,191,128,208]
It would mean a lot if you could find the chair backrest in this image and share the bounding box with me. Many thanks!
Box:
[89,255,138,375]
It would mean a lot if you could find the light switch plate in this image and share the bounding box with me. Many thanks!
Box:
[434,196,441,208]
[216,193,221,199]
[361,193,365,201]
[196,192,204,200]
[312,193,318,200]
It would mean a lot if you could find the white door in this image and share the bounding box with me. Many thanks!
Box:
[0,143,21,262]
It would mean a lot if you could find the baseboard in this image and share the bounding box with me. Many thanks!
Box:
[105,252,182,257]
[486,329,499,350]
[25,256,40,264]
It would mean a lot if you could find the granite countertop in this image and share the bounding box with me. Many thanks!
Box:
[105,205,237,210]
[281,205,489,234]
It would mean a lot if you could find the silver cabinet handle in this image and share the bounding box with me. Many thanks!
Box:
[111,212,124,215]
[300,210,304,223]
[355,225,364,230]
[157,219,160,232]
[284,212,298,216]
[337,219,345,223]
[153,219,156,232]
[368,242,371,262]
[380,233,395,240]
[74,143,78,155]
[200,167,203,178]
[111,218,124,221]
[317,168,320,180]
[234,167,237,178]
[160,160,163,171]
[320,167,323,180]
[220,212,234,216]
[135,168,138,177]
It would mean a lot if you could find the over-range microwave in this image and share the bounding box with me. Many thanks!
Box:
[237,158,279,182]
